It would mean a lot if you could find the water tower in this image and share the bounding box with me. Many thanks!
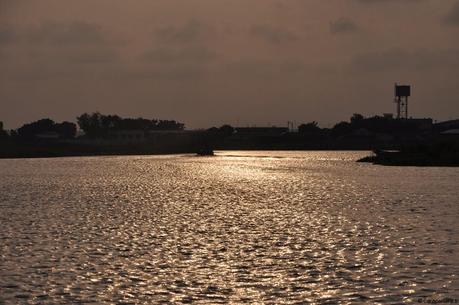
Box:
[394,83,411,119]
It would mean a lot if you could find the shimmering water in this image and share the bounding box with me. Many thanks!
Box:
[1,151,458,304]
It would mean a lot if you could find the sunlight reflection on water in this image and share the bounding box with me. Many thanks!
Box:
[0,151,458,304]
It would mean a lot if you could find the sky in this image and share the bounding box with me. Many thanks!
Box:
[1,0,458,129]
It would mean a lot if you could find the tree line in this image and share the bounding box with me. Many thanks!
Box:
[1,119,77,140]
[0,112,427,142]
[0,113,185,141]
[0,121,7,139]
[76,112,184,138]
[295,113,425,137]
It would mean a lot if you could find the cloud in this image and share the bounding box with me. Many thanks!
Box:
[222,58,306,80]
[330,18,359,34]
[356,0,424,3]
[131,46,216,80]
[142,46,216,64]
[351,48,459,72]
[129,64,209,81]
[250,24,298,44]
[155,20,213,44]
[0,24,16,45]
[0,20,118,75]
[445,2,459,26]
[139,21,217,80]
[1,21,111,48]
[50,47,118,64]
[26,21,106,46]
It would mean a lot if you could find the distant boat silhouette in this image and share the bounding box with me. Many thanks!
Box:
[196,147,214,156]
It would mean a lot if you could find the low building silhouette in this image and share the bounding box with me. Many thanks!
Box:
[108,130,146,143]
[235,127,289,136]
[435,119,459,132]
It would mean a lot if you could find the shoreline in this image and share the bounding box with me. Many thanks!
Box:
[0,148,372,160]
[358,148,459,167]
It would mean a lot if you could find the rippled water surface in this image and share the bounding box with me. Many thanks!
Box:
[1,151,458,304]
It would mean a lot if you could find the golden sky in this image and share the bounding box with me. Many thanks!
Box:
[1,0,458,128]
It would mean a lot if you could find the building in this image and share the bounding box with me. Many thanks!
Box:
[35,131,60,140]
[235,127,289,136]
[108,130,146,143]
[434,119,459,132]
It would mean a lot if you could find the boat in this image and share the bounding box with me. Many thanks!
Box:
[196,147,215,156]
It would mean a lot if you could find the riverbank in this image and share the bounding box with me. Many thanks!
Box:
[358,142,459,166]
[0,142,202,159]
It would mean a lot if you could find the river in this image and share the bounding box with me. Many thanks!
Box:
[1,151,458,304]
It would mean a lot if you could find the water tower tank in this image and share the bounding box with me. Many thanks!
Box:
[395,85,411,97]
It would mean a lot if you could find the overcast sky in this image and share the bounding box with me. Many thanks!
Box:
[1,0,458,129]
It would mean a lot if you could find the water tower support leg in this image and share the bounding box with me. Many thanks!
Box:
[405,96,408,120]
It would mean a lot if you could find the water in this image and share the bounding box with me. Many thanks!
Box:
[0,151,458,304]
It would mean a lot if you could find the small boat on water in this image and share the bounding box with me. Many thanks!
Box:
[196,148,215,156]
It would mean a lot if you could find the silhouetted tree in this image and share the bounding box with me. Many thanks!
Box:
[298,121,320,134]
[77,112,103,138]
[156,120,184,130]
[0,121,8,139]
[53,121,77,139]
[117,118,158,130]
[348,115,420,134]
[17,119,55,140]
[101,115,122,131]
[331,121,352,138]
[350,113,364,125]
[77,112,185,138]
[206,127,219,133]
[219,125,234,137]
[14,119,77,140]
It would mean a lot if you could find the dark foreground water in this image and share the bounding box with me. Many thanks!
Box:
[0,151,458,304]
